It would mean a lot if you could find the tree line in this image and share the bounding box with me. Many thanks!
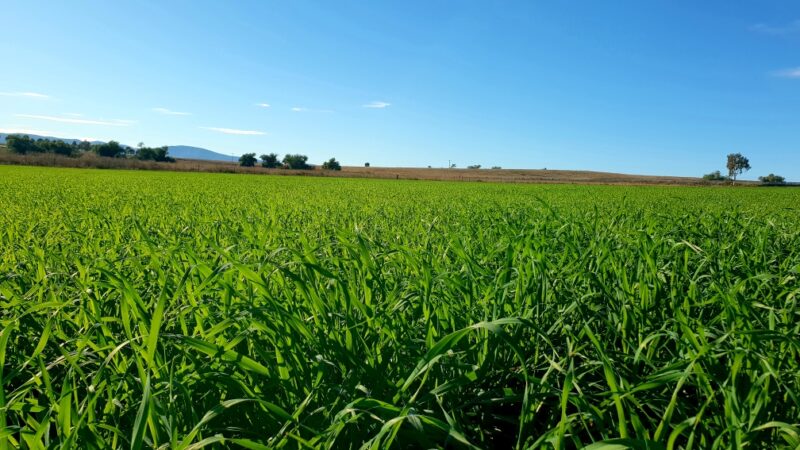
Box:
[238,152,341,171]
[4,135,175,162]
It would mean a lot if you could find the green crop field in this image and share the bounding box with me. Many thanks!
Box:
[1,165,799,449]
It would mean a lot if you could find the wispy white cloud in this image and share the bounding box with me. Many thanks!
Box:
[15,114,134,126]
[0,92,50,99]
[750,20,800,35]
[62,113,84,117]
[201,126,266,136]
[291,107,333,113]
[363,101,391,109]
[774,67,800,78]
[152,107,191,116]
[256,103,271,108]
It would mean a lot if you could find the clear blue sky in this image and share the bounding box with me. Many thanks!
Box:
[1,1,798,179]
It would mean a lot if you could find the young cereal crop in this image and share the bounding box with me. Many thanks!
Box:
[0,166,799,449]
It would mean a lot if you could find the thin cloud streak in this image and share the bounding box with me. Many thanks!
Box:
[201,126,266,136]
[153,107,191,116]
[774,67,800,78]
[0,92,50,99]
[256,103,271,108]
[750,20,800,35]
[15,114,134,126]
[363,101,391,109]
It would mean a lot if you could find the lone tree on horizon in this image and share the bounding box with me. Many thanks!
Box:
[726,153,751,182]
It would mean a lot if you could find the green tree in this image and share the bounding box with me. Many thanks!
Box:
[321,157,341,171]
[239,153,258,167]
[5,135,39,154]
[758,173,785,184]
[136,145,175,162]
[6,135,80,156]
[260,153,281,168]
[726,153,751,182]
[76,140,92,152]
[282,154,311,170]
[94,141,126,158]
[47,140,75,156]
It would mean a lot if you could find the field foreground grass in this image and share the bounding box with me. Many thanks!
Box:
[1,166,799,449]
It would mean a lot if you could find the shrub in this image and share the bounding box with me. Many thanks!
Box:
[702,170,728,181]
[322,158,341,171]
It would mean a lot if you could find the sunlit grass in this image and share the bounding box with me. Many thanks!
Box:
[1,166,798,449]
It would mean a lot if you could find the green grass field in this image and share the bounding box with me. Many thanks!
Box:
[1,166,799,449]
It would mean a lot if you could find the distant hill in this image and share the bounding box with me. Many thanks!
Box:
[0,133,237,162]
[167,145,238,162]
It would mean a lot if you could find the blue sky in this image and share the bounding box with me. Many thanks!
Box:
[1,1,798,179]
